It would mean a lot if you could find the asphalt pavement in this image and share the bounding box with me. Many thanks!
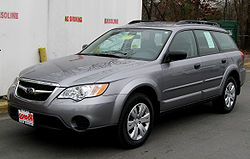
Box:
[0,73,249,159]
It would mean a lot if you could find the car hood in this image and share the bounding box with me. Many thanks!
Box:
[20,55,148,86]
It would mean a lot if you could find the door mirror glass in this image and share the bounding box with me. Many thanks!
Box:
[165,51,187,62]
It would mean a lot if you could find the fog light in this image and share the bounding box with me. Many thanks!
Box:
[71,116,90,131]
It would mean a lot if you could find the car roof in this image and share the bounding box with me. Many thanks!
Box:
[119,20,228,33]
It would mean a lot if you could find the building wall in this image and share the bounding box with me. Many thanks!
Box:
[0,0,48,96]
[0,0,142,96]
[47,0,142,59]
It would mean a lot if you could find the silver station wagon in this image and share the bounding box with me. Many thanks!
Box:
[8,20,246,148]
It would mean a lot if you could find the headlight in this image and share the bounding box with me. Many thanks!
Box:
[58,84,109,101]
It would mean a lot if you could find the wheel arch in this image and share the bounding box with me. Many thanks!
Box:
[111,79,161,124]
[221,66,241,95]
[228,70,241,95]
[124,85,160,116]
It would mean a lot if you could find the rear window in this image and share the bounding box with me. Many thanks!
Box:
[212,32,238,51]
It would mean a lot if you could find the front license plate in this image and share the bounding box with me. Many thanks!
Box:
[18,109,34,126]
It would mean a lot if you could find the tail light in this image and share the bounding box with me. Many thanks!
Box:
[240,51,245,60]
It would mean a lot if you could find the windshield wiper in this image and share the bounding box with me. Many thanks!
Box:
[90,53,122,58]
[81,51,135,59]
[101,50,127,55]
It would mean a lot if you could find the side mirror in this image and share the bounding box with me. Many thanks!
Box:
[82,44,88,50]
[165,51,187,62]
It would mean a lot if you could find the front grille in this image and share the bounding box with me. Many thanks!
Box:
[8,106,67,130]
[16,79,57,101]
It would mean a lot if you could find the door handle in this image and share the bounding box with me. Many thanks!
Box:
[221,59,227,64]
[194,63,201,69]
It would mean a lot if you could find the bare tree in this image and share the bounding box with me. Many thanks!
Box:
[224,0,228,20]
[142,0,153,20]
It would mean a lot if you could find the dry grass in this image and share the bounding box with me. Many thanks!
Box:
[0,99,8,113]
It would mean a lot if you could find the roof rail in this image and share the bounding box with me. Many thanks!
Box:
[128,20,172,25]
[128,20,150,24]
[176,20,220,27]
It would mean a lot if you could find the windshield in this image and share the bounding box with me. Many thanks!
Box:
[80,29,171,61]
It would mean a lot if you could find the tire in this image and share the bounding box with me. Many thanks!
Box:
[213,76,238,114]
[117,93,154,148]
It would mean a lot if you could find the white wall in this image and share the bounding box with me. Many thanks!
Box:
[0,0,142,95]
[0,0,48,96]
[47,0,142,59]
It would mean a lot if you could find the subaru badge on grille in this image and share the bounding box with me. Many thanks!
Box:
[26,87,35,95]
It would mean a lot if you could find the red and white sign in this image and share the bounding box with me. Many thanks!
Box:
[18,109,34,126]
[65,16,82,23]
[104,18,118,24]
[0,11,18,19]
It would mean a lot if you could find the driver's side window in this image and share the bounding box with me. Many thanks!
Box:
[169,31,198,58]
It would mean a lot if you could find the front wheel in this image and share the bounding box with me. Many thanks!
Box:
[213,77,237,113]
[117,93,154,148]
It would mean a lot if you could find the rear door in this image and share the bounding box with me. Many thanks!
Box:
[194,30,229,99]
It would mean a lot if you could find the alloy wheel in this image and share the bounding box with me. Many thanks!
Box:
[127,103,150,141]
[224,82,236,108]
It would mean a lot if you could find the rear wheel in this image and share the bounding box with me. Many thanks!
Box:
[213,77,237,113]
[117,93,154,148]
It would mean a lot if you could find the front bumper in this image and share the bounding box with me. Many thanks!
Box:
[8,86,119,132]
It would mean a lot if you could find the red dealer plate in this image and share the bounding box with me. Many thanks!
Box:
[18,109,34,126]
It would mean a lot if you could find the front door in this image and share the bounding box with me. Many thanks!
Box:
[160,30,203,111]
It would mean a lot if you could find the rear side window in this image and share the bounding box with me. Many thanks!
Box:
[194,30,219,55]
[212,32,238,51]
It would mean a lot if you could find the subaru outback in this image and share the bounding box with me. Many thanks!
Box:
[8,20,246,148]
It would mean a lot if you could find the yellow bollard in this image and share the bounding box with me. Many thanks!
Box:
[39,47,47,62]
